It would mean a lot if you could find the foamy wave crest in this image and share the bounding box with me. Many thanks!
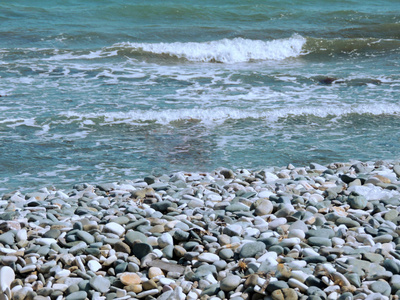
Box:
[60,104,400,125]
[112,35,306,63]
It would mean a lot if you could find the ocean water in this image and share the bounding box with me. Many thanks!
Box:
[1,0,399,192]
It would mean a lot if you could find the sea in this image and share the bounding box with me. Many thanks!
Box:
[1,0,399,193]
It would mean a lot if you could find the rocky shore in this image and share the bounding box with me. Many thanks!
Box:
[1,160,400,300]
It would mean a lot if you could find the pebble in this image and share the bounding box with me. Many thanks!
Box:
[220,275,241,292]
[2,161,400,300]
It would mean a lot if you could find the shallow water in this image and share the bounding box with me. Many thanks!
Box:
[1,0,399,192]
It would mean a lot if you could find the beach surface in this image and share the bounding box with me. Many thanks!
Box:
[1,160,400,299]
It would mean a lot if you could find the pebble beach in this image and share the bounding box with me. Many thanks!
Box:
[1,161,400,300]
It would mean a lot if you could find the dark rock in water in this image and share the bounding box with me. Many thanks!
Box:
[317,76,337,85]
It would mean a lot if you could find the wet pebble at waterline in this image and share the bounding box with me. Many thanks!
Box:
[2,161,400,299]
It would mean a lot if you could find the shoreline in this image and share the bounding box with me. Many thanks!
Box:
[1,160,400,299]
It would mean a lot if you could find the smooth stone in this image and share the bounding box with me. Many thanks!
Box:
[125,231,148,246]
[345,273,361,288]
[131,243,153,259]
[173,229,189,241]
[335,217,360,228]
[104,222,125,237]
[158,233,174,248]
[288,229,305,240]
[253,198,273,216]
[279,238,300,248]
[148,267,163,279]
[142,279,158,290]
[307,237,332,247]
[0,232,15,246]
[65,291,88,300]
[120,272,142,285]
[76,231,95,244]
[266,280,290,293]
[383,259,400,274]
[114,241,131,254]
[219,249,234,260]
[390,274,400,293]
[43,229,61,239]
[198,253,220,263]
[306,229,335,239]
[239,242,266,258]
[289,220,308,232]
[0,266,15,297]
[370,280,391,296]
[347,194,368,209]
[89,276,111,293]
[220,275,241,292]
[87,260,102,272]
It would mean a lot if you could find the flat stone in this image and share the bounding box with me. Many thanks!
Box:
[239,242,266,258]
[147,260,186,275]
[114,241,131,254]
[370,280,391,296]
[0,232,14,246]
[347,194,368,209]
[65,291,87,300]
[131,243,153,259]
[219,248,234,260]
[120,272,142,285]
[125,231,148,246]
[306,229,335,239]
[335,217,360,228]
[266,280,290,293]
[220,275,241,292]
[158,233,173,248]
[76,231,95,244]
[307,237,332,247]
[89,276,110,293]
[87,260,102,272]
[198,253,220,263]
[104,222,125,237]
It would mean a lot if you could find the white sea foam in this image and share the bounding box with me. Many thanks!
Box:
[113,35,307,63]
[60,103,400,126]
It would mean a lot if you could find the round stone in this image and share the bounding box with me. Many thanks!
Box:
[347,194,367,209]
[148,267,163,279]
[220,275,241,292]
[254,198,273,216]
[239,242,266,258]
[158,233,174,248]
[120,272,142,285]
[131,243,153,259]
[370,280,391,296]
[219,249,234,260]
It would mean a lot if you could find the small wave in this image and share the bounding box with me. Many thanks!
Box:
[304,37,400,58]
[110,35,307,63]
[59,104,400,126]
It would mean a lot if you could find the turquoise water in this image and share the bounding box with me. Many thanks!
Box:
[1,0,399,192]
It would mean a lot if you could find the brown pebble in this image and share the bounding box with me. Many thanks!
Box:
[142,279,157,290]
[244,274,259,287]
